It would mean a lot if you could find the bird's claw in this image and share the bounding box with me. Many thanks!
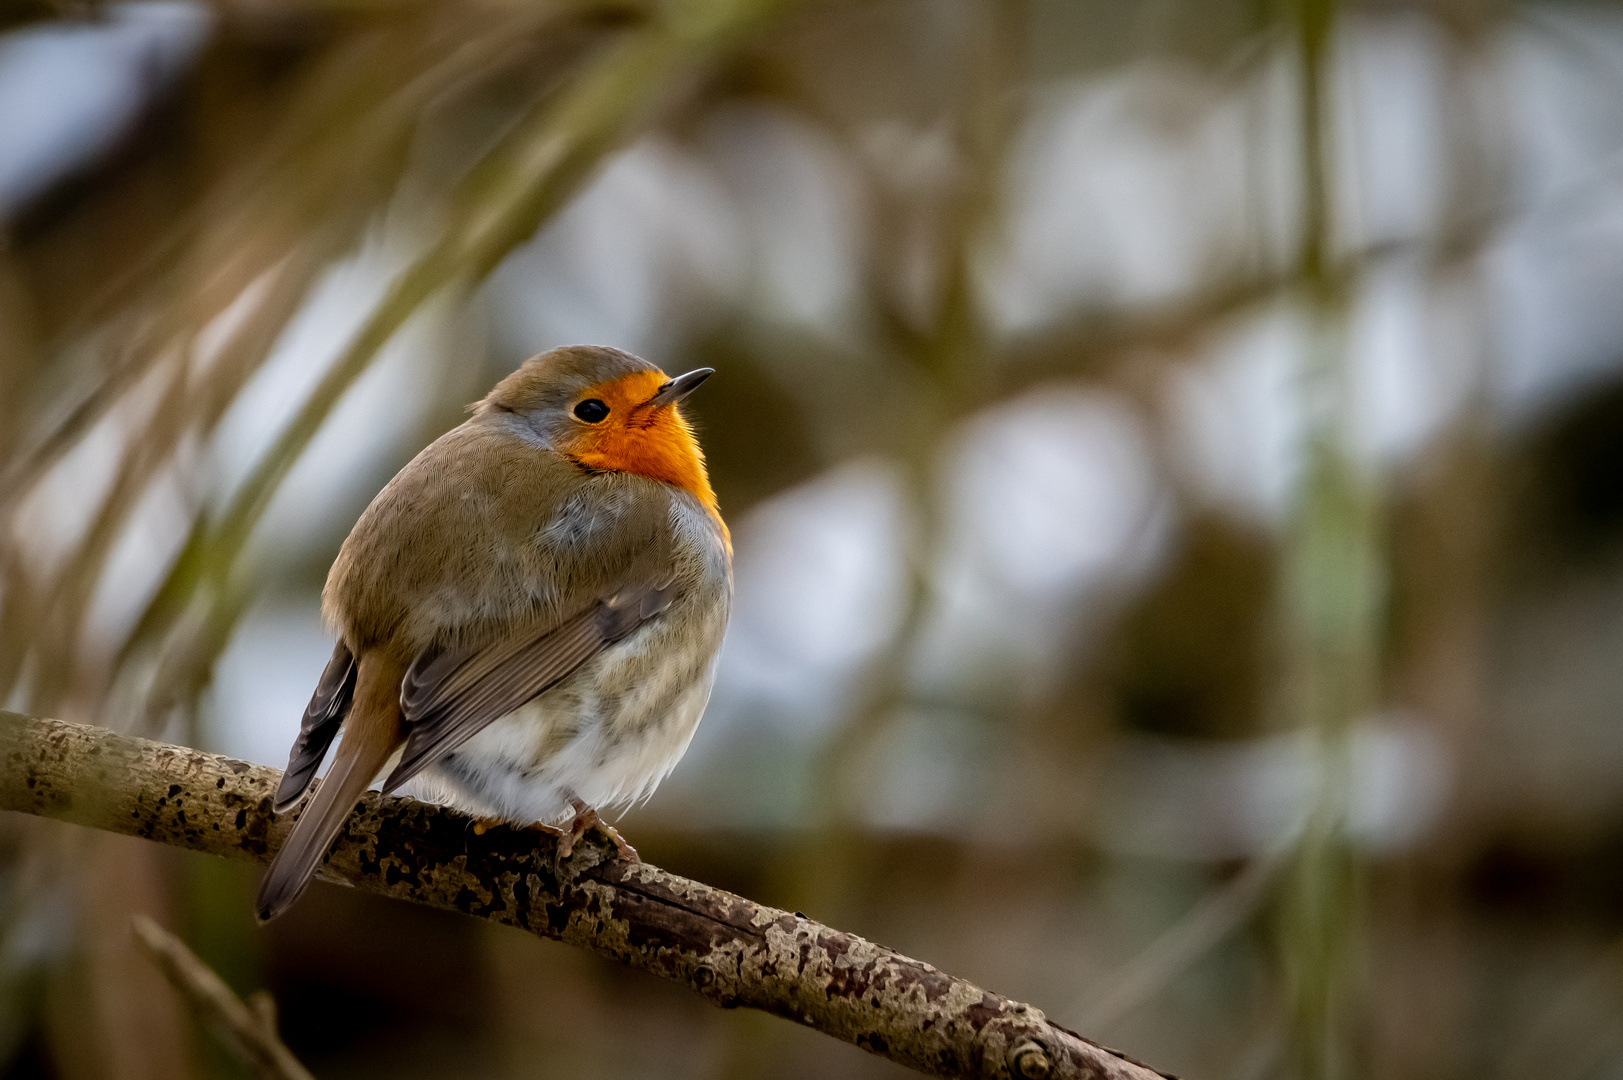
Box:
[556,801,639,866]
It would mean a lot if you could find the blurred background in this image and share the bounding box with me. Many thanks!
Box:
[0,0,1621,1077]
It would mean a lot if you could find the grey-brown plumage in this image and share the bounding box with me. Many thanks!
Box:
[256,345,731,922]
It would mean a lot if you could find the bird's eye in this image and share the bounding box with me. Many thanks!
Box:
[573,399,610,423]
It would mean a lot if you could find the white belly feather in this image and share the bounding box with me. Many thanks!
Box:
[402,604,723,825]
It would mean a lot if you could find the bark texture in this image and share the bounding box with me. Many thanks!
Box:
[0,711,1173,1080]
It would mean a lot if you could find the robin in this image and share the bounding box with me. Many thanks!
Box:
[254,345,732,922]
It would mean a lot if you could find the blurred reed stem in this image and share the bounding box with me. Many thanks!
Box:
[1277,0,1380,1077]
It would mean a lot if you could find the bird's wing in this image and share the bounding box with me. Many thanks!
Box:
[381,559,679,795]
[272,641,358,812]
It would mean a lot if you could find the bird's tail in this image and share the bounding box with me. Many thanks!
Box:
[256,652,405,923]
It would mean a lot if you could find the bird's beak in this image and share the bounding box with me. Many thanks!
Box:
[647,368,714,408]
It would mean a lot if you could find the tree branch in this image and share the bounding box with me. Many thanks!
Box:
[0,711,1172,1080]
[131,914,315,1080]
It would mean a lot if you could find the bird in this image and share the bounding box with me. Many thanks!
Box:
[254,344,732,922]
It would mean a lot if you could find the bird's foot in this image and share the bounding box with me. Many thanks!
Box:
[557,799,639,864]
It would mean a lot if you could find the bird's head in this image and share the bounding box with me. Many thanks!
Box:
[480,345,718,516]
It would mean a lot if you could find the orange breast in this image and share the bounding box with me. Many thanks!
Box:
[563,371,728,542]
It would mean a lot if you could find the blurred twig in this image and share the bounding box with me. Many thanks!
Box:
[1072,853,1284,1034]
[2,711,1173,1080]
[130,915,315,1080]
[1499,933,1623,1080]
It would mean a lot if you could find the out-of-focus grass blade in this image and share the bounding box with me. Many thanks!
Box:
[0,4,587,712]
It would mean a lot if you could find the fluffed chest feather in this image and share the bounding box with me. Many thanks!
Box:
[408,575,729,824]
